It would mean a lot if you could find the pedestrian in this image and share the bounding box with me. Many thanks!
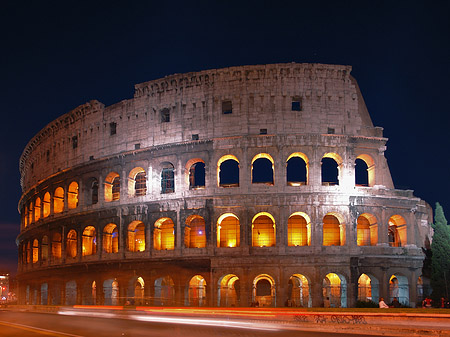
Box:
[379,297,389,308]
[391,297,401,308]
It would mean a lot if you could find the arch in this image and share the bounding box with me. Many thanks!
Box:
[218,155,239,187]
[251,153,274,185]
[105,172,120,202]
[40,283,48,305]
[389,215,407,247]
[53,187,64,213]
[217,213,240,248]
[103,279,119,306]
[323,273,347,308]
[82,226,97,256]
[91,179,99,205]
[43,192,51,218]
[65,280,77,306]
[28,201,33,225]
[66,229,77,258]
[154,218,175,250]
[67,181,79,209]
[188,275,207,306]
[161,162,175,194]
[358,273,379,303]
[357,213,378,246]
[52,232,61,259]
[24,204,28,228]
[356,154,375,187]
[323,213,345,246]
[128,167,147,197]
[154,276,174,306]
[82,280,97,305]
[321,153,342,186]
[26,241,31,264]
[127,221,145,252]
[288,212,311,246]
[252,212,276,247]
[129,276,145,305]
[186,158,205,189]
[218,274,240,307]
[185,215,206,248]
[389,274,409,305]
[286,152,309,186]
[288,274,311,307]
[253,274,275,307]
[41,235,48,262]
[103,223,119,253]
[32,239,39,263]
[34,197,41,222]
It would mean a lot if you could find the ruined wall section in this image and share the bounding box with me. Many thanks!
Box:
[20,63,385,193]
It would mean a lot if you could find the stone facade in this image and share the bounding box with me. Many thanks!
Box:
[17,63,432,308]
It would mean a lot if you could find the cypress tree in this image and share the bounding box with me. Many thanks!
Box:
[431,202,450,301]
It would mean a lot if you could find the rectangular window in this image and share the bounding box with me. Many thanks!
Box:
[110,122,117,135]
[161,108,170,123]
[260,129,267,135]
[72,136,78,149]
[292,97,302,111]
[135,143,140,150]
[327,128,335,134]
[222,100,232,114]
[192,134,199,140]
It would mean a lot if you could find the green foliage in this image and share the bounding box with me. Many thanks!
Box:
[431,203,450,300]
[355,300,378,308]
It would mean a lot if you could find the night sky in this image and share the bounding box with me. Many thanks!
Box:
[1,1,449,275]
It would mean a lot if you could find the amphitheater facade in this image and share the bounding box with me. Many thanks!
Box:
[17,63,432,308]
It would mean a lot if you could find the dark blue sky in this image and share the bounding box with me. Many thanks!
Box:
[1,0,449,275]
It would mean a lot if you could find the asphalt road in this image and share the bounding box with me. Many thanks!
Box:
[0,310,398,337]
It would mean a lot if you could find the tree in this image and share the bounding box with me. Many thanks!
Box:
[431,202,450,301]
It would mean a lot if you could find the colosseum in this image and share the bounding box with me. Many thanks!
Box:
[17,63,433,308]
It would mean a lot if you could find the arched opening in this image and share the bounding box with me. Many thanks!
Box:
[218,274,240,307]
[43,192,51,218]
[132,277,145,305]
[82,226,97,256]
[288,212,311,246]
[66,229,77,258]
[286,153,308,186]
[389,274,409,305]
[388,215,407,247]
[68,181,79,209]
[28,202,33,225]
[65,280,77,306]
[34,197,41,222]
[128,167,147,197]
[92,281,97,305]
[40,283,48,305]
[127,221,145,252]
[358,274,379,303]
[323,213,345,246]
[26,242,31,264]
[154,276,174,306]
[253,274,275,307]
[251,153,274,185]
[23,204,29,227]
[82,280,97,305]
[417,276,431,305]
[161,162,175,194]
[105,172,120,202]
[357,213,378,246]
[41,236,48,262]
[53,187,64,213]
[91,179,99,205]
[288,274,311,307]
[188,160,205,189]
[185,215,206,248]
[154,218,175,250]
[356,154,375,187]
[103,223,119,253]
[252,213,276,247]
[323,273,347,308]
[103,279,119,306]
[32,239,39,263]
[52,232,61,259]
[321,153,342,186]
[217,213,240,248]
[218,155,239,187]
[188,275,207,306]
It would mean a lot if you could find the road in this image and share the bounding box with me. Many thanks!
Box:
[0,310,397,337]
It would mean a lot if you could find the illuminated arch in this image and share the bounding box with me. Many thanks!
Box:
[185,158,205,189]
[357,213,378,246]
[288,212,311,246]
[185,215,206,248]
[34,197,41,222]
[389,274,409,305]
[67,181,79,209]
[52,232,61,259]
[217,213,240,248]
[253,274,276,307]
[105,172,120,202]
[53,187,64,213]
[323,273,347,308]
[217,274,240,307]
[288,274,311,307]
[321,153,343,186]
[128,221,145,252]
[217,155,239,187]
[66,229,77,258]
[82,226,97,256]
[286,152,309,186]
[357,273,379,303]
[43,192,51,218]
[388,215,407,247]
[188,275,207,306]
[103,279,119,306]
[154,217,175,250]
[356,154,375,187]
[252,212,276,247]
[154,276,175,306]
[32,239,39,263]
[128,167,147,197]
[103,223,118,253]
[323,212,345,246]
